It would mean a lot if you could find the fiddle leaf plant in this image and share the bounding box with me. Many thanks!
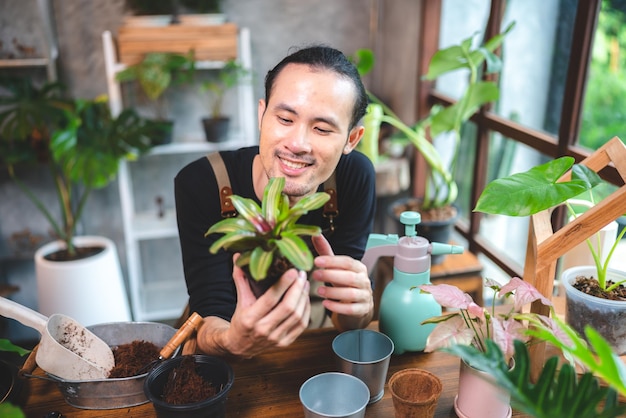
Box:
[206,177,330,282]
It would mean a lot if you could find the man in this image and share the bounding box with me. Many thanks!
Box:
[175,45,376,358]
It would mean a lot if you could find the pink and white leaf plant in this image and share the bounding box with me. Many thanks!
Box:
[420,277,573,364]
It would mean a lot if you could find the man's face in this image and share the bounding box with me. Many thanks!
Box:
[257,63,363,201]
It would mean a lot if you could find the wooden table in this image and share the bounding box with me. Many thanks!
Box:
[21,322,531,417]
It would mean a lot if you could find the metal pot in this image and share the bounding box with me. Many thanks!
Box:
[25,321,179,410]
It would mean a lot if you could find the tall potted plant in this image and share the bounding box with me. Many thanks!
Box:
[363,23,514,262]
[115,51,195,145]
[200,59,250,142]
[0,77,157,324]
[474,148,626,354]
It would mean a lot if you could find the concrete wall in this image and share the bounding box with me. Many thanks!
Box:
[0,0,421,340]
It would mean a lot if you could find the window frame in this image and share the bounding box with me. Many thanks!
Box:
[416,0,619,278]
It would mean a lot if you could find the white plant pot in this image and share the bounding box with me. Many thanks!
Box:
[562,266,626,355]
[35,236,132,326]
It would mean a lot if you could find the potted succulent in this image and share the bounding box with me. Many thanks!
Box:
[474,153,626,354]
[200,59,250,142]
[0,77,157,324]
[362,24,514,262]
[419,277,626,418]
[115,50,195,145]
[205,177,330,298]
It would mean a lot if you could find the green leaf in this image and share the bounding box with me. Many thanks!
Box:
[262,177,285,227]
[249,246,274,281]
[209,231,256,253]
[475,157,593,216]
[229,195,271,233]
[205,218,256,236]
[289,224,322,237]
[350,48,375,76]
[0,403,25,418]
[275,231,313,271]
[0,339,30,356]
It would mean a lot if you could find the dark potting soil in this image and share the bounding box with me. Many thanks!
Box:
[44,245,105,262]
[109,340,160,378]
[572,275,626,301]
[162,356,218,404]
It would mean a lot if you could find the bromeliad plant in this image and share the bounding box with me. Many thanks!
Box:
[474,156,626,295]
[206,177,330,288]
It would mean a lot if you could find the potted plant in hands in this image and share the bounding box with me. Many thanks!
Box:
[419,277,626,418]
[363,23,514,261]
[205,177,330,298]
[0,78,156,324]
[200,59,250,143]
[474,151,626,354]
[115,50,195,145]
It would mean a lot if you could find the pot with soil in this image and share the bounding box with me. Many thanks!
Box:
[144,354,234,418]
[388,197,459,265]
[562,266,626,355]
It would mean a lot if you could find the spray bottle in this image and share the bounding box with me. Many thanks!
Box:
[362,211,463,354]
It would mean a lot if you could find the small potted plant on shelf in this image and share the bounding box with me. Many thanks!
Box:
[200,59,250,142]
[205,177,330,298]
[419,277,626,418]
[115,50,195,145]
[362,23,514,263]
[474,149,626,355]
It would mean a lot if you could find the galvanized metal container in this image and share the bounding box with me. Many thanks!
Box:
[29,321,179,409]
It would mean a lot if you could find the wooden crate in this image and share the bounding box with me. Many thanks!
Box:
[117,22,239,65]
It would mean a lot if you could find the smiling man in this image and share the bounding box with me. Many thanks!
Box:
[174,45,376,358]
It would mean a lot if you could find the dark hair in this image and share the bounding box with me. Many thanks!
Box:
[264,45,368,130]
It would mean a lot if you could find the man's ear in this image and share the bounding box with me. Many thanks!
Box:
[257,99,266,130]
[343,125,365,154]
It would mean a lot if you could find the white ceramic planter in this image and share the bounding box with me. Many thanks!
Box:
[35,236,132,326]
[562,266,626,355]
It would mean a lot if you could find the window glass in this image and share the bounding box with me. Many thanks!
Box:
[498,0,575,135]
[437,0,491,99]
[579,0,626,151]
[478,136,548,269]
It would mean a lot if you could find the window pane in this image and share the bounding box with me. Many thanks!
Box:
[498,0,575,135]
[579,1,626,151]
[478,135,548,269]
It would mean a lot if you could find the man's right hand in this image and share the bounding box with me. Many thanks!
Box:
[196,255,311,358]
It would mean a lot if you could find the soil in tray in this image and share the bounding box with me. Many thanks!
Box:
[109,340,160,378]
[162,356,218,404]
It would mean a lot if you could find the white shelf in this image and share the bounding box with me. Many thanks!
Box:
[103,26,255,322]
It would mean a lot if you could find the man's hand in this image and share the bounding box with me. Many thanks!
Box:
[311,234,374,331]
[197,254,311,358]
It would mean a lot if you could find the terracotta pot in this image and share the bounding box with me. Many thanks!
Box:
[388,368,442,418]
[455,360,511,418]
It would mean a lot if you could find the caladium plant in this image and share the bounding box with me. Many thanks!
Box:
[206,177,330,285]
[420,277,570,364]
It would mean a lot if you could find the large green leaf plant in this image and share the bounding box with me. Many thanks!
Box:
[206,177,330,281]
[0,78,157,258]
[361,22,514,211]
[475,156,626,293]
